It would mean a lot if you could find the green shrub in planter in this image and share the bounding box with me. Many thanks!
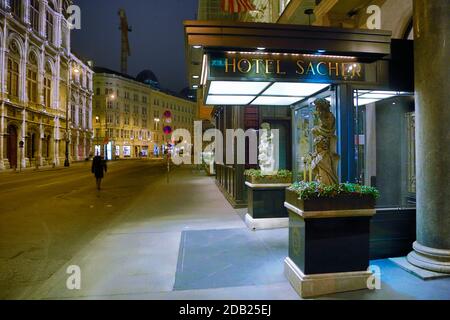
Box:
[286,181,380,211]
[244,169,293,184]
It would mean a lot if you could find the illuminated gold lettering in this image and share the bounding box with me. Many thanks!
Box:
[252,59,264,74]
[341,63,349,77]
[276,60,286,75]
[354,64,362,77]
[306,62,316,75]
[316,62,327,76]
[265,60,275,74]
[329,62,339,77]
[225,58,236,73]
[238,59,252,73]
[296,60,305,75]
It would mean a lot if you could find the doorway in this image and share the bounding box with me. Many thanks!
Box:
[266,120,291,170]
[7,125,18,168]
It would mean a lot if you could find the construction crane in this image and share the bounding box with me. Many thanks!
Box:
[118,9,132,74]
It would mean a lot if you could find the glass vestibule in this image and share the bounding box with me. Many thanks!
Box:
[292,86,416,209]
[292,87,336,182]
[354,90,416,209]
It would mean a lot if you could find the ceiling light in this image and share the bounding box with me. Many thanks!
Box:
[354,98,381,106]
[208,81,271,95]
[193,45,202,49]
[192,85,199,89]
[192,75,199,79]
[251,96,303,106]
[206,95,255,105]
[257,47,266,51]
[262,83,328,97]
[359,93,395,99]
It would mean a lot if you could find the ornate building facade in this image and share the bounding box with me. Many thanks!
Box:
[93,68,196,159]
[0,0,93,170]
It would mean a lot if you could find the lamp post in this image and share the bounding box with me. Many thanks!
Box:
[104,94,115,160]
[154,118,160,157]
[64,64,80,167]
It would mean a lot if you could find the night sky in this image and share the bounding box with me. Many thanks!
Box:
[72,0,198,93]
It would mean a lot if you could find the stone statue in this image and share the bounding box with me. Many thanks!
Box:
[310,99,339,185]
[259,123,277,176]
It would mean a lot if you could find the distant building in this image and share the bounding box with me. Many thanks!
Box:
[93,67,197,159]
[0,0,94,170]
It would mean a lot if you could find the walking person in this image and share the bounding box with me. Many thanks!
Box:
[92,154,107,190]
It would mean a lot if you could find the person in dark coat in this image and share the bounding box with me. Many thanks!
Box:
[92,155,107,190]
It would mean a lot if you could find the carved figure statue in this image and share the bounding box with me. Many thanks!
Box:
[310,99,339,185]
[259,123,277,175]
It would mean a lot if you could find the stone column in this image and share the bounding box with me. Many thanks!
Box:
[407,0,450,274]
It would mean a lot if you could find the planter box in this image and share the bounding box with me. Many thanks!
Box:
[245,181,291,230]
[285,188,375,211]
[284,190,376,298]
[246,176,292,185]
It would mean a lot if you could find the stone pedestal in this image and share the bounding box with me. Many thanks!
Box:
[408,0,450,274]
[284,200,376,298]
[245,182,291,230]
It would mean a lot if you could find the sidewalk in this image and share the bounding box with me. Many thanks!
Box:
[27,167,450,300]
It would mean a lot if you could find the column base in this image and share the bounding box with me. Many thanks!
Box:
[244,213,288,231]
[406,242,450,274]
[284,257,373,298]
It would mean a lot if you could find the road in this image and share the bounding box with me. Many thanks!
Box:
[0,159,168,299]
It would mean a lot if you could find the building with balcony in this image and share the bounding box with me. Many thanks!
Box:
[93,67,196,160]
[0,0,93,170]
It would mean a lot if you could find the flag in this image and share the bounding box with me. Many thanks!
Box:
[222,0,256,14]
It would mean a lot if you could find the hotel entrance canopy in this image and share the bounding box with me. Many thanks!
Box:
[184,21,393,106]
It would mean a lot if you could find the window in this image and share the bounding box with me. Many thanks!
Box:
[71,105,76,123]
[107,113,113,124]
[27,53,38,104]
[29,0,39,32]
[79,108,83,127]
[7,42,20,100]
[10,0,21,18]
[43,64,52,108]
[46,10,54,44]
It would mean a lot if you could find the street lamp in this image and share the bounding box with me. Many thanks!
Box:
[104,94,115,160]
[64,64,80,167]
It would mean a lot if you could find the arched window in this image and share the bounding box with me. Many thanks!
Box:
[44,63,53,108]
[27,52,38,104]
[10,0,22,19]
[29,0,40,32]
[62,0,70,19]
[7,41,20,101]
